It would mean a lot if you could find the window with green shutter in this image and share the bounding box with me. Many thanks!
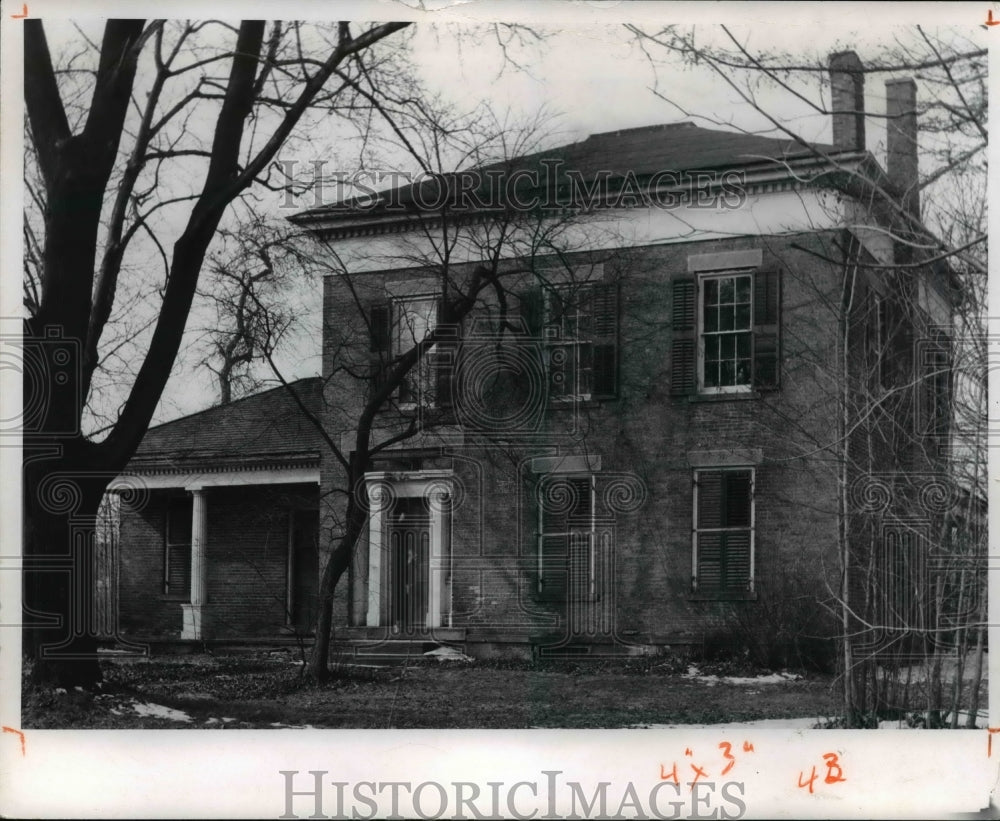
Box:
[693,468,755,594]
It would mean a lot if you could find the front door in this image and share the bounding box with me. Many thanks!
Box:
[388,497,431,632]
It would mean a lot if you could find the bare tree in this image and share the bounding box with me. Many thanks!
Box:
[214,94,626,680]
[625,24,987,727]
[194,215,321,404]
[22,18,413,686]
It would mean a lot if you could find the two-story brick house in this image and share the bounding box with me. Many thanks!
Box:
[117,51,959,667]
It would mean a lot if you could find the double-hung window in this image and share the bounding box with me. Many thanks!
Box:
[692,468,755,594]
[700,273,753,391]
[521,281,619,402]
[536,474,596,602]
[395,296,438,407]
[919,331,951,438]
[164,498,192,598]
[369,295,450,408]
[671,261,780,396]
[545,287,594,400]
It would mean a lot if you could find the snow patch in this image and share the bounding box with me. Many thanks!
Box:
[131,701,192,722]
[877,709,988,729]
[633,716,821,730]
[683,665,802,687]
[424,646,474,662]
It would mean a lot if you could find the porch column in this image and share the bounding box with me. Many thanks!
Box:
[181,488,208,639]
[365,482,385,627]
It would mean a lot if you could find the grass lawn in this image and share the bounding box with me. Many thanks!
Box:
[22,651,843,729]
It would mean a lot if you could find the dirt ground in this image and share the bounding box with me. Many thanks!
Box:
[21,650,845,729]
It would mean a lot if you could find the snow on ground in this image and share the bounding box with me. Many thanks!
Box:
[876,652,988,684]
[632,716,821,730]
[129,701,193,722]
[424,646,474,662]
[877,710,988,729]
[683,665,802,687]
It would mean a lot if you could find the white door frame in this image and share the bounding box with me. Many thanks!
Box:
[365,470,453,628]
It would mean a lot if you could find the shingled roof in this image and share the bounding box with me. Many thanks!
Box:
[291,121,848,225]
[128,377,323,469]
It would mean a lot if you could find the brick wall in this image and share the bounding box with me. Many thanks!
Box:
[321,230,857,651]
[119,483,318,638]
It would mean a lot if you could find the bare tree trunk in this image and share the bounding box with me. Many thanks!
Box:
[965,595,986,728]
[23,456,107,688]
[307,492,368,682]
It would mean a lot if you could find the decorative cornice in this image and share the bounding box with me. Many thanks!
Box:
[124,450,321,478]
[299,152,869,243]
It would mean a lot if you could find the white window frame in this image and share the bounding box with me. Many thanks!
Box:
[691,467,756,594]
[537,472,597,599]
[393,294,438,409]
[543,285,594,402]
[164,496,192,598]
[697,270,754,395]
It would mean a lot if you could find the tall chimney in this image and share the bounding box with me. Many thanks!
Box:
[885,78,919,217]
[829,50,866,150]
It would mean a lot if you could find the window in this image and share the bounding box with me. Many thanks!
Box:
[877,524,928,633]
[536,474,596,602]
[164,498,192,597]
[395,296,438,406]
[701,273,752,390]
[369,295,450,408]
[671,265,780,396]
[523,282,618,402]
[919,332,951,438]
[876,295,889,388]
[545,287,594,399]
[692,469,754,594]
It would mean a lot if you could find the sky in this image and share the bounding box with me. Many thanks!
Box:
[10,3,990,427]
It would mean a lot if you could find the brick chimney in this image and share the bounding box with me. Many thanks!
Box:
[885,78,919,217]
[829,50,866,150]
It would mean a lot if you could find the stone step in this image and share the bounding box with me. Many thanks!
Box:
[333,638,466,665]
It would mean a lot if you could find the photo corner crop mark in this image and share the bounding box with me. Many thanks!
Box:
[2,727,26,757]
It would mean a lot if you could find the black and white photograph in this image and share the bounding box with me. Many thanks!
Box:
[1,1,993,817]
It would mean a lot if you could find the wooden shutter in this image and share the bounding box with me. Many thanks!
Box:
[752,265,781,390]
[538,534,569,601]
[164,501,192,597]
[670,277,696,395]
[519,287,544,336]
[696,470,724,528]
[434,297,456,409]
[369,301,392,392]
[883,291,911,388]
[695,470,753,592]
[591,282,619,399]
[518,287,547,402]
[538,475,592,602]
[922,332,951,436]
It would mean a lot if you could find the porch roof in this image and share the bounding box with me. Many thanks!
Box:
[123,377,324,481]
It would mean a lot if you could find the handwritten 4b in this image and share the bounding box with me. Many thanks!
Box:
[797,753,847,794]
